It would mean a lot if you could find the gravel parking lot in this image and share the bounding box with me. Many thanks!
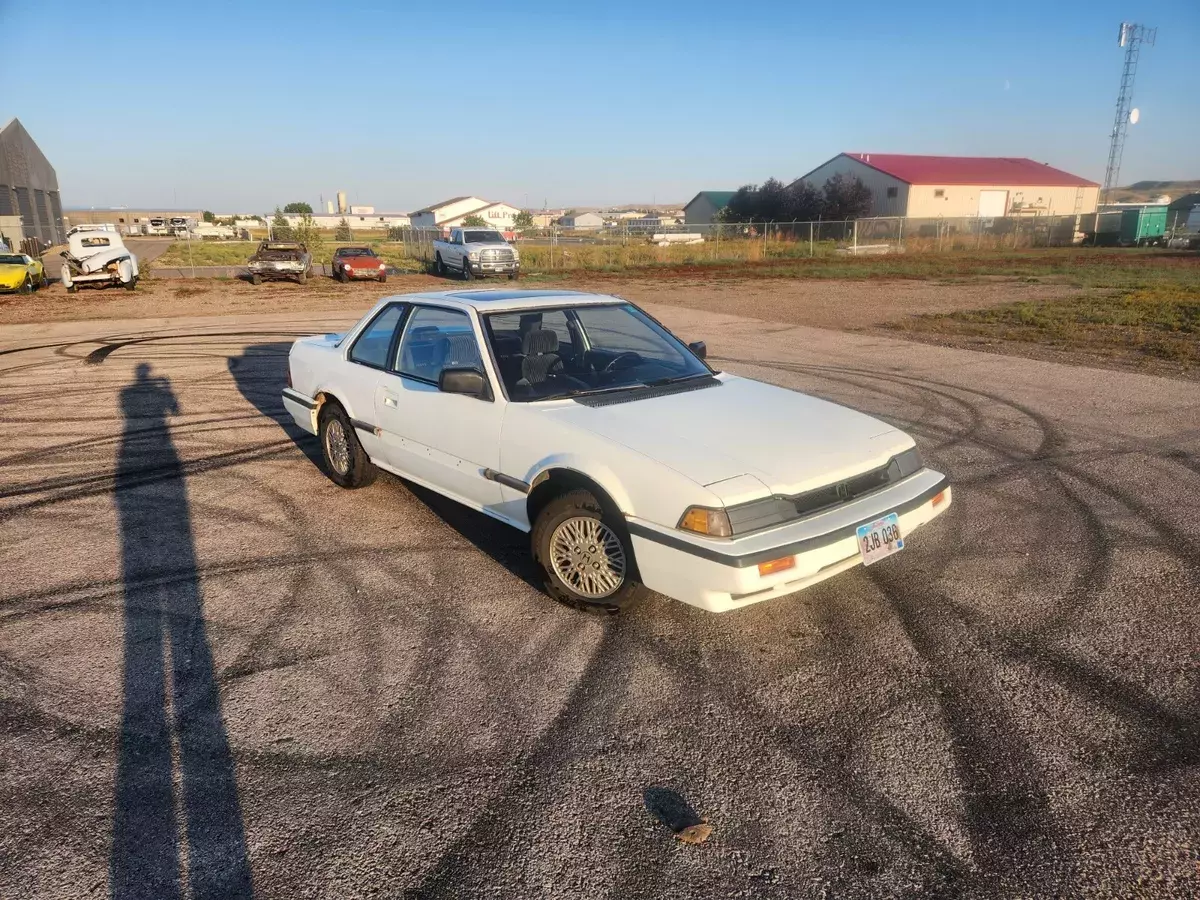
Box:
[1,299,1197,898]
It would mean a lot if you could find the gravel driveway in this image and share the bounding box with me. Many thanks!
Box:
[1,303,1196,898]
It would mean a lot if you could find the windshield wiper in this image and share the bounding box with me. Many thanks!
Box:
[534,383,647,402]
[642,373,713,387]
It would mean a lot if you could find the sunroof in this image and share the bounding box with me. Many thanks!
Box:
[449,290,585,302]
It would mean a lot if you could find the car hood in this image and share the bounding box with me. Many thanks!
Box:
[341,256,381,267]
[548,375,914,497]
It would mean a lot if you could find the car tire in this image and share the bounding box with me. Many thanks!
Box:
[508,273,519,281]
[435,253,446,277]
[39,273,49,289]
[297,270,307,284]
[124,276,137,291]
[318,402,376,489]
[337,267,347,283]
[378,272,387,283]
[18,276,32,294]
[461,261,473,281]
[67,284,77,294]
[532,489,645,613]
[250,273,262,285]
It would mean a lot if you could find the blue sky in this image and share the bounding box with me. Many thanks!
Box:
[4,0,1197,211]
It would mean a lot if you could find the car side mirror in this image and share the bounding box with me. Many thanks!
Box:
[688,340,707,360]
[439,367,491,400]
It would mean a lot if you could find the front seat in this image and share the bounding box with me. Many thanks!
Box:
[520,328,562,386]
[519,329,588,397]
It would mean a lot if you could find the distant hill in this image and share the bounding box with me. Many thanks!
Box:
[1108,180,1200,203]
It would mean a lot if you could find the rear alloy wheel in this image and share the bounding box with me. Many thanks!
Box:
[318,402,376,489]
[532,489,645,612]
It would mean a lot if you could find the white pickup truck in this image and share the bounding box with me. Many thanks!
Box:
[433,227,520,280]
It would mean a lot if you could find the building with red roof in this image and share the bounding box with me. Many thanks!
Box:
[793,153,1099,219]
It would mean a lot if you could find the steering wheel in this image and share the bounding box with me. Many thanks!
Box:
[600,351,642,374]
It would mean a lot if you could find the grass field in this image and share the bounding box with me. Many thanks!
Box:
[145,240,1199,372]
[878,252,1199,371]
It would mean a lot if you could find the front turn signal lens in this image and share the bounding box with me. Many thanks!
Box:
[757,556,796,577]
[678,506,732,537]
[932,490,947,507]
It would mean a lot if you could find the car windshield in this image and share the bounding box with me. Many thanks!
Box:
[483,303,710,401]
[338,247,374,257]
[463,231,504,243]
[0,254,25,265]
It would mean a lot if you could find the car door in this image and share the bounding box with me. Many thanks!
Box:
[340,302,408,462]
[373,305,505,511]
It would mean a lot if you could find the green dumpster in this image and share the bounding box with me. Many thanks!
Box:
[1119,205,1167,245]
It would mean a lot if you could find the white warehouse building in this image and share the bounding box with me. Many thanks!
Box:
[409,196,522,231]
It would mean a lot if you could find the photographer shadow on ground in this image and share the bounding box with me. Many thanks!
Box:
[111,362,253,900]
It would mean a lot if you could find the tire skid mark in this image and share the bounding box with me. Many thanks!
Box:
[402,620,622,899]
[867,566,1069,892]
[0,439,298,515]
[0,544,471,625]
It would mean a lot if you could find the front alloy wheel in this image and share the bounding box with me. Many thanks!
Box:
[549,517,627,599]
[532,489,644,612]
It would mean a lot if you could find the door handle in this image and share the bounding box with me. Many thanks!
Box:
[382,394,398,408]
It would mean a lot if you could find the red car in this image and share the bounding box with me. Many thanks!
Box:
[332,246,387,283]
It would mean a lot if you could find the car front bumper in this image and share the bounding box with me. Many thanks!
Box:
[342,267,385,279]
[626,469,951,613]
[468,260,519,275]
[249,264,305,277]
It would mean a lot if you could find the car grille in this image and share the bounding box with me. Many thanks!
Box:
[480,248,514,262]
[724,447,925,535]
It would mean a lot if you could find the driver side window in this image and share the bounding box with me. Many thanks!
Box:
[395,307,482,384]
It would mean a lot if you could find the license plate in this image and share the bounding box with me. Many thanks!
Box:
[856,512,903,566]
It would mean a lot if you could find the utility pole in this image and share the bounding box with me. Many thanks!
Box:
[1102,22,1155,203]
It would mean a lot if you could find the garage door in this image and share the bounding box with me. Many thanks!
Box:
[979,190,1008,217]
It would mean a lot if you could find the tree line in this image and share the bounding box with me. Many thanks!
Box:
[717,174,873,223]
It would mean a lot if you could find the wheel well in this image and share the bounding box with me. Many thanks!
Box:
[527,469,622,528]
[311,391,343,429]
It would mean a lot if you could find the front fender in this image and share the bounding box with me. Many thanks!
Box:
[524,454,635,515]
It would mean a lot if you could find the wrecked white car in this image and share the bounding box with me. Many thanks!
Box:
[60,229,139,293]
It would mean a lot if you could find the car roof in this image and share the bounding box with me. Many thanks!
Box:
[369,289,625,314]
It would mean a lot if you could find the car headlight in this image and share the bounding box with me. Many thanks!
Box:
[892,446,923,478]
[379,263,386,270]
[678,506,732,537]
[468,251,480,260]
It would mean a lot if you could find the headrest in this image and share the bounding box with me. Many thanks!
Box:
[522,328,558,355]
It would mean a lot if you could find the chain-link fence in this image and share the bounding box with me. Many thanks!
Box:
[389,213,1100,272]
[107,211,1159,278]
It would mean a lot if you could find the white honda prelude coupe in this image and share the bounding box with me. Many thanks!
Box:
[282,290,951,613]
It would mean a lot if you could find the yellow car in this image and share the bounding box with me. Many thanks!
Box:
[0,251,48,293]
